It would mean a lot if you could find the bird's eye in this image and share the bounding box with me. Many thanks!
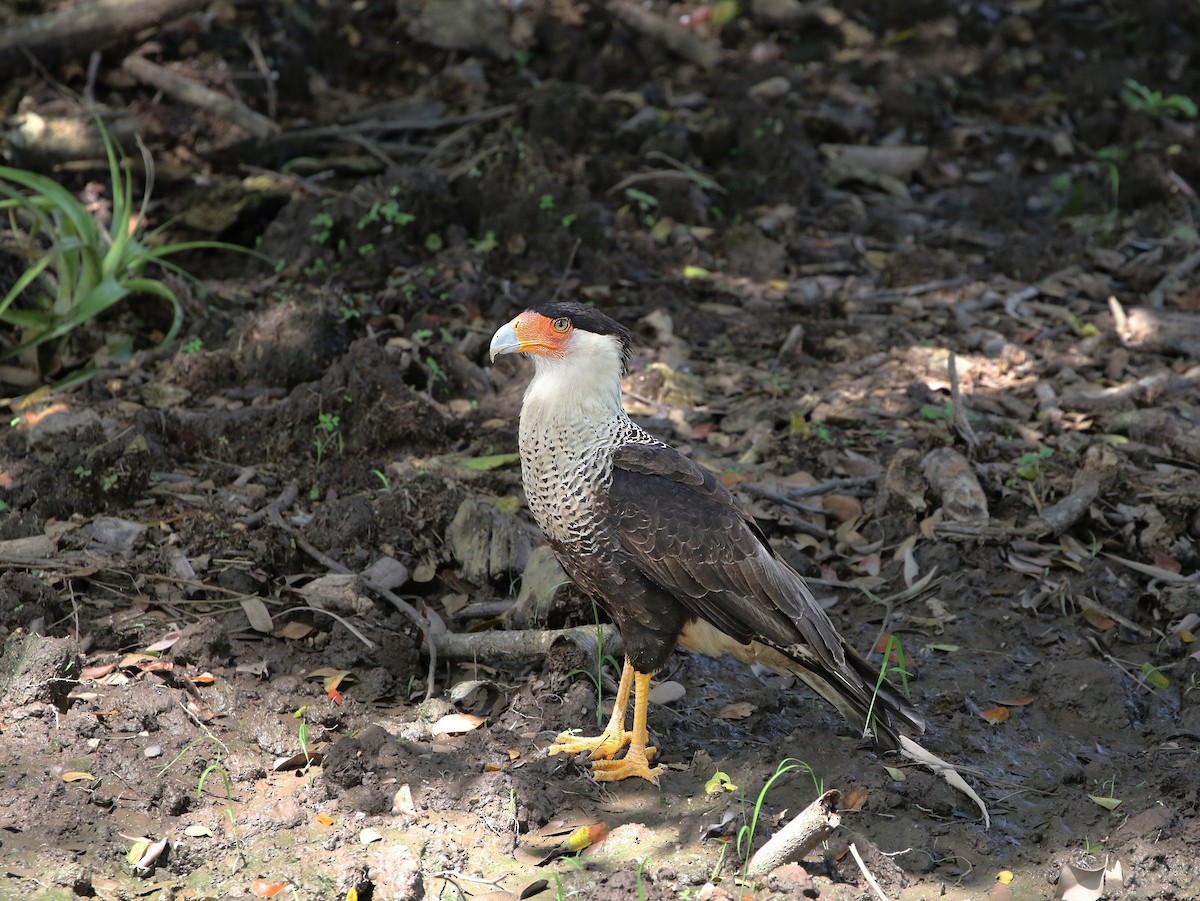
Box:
[552,317,571,332]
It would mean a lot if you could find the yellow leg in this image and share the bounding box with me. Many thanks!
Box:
[590,670,663,783]
[549,658,636,760]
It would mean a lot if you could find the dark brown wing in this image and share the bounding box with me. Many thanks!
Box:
[606,443,845,670]
[605,442,923,742]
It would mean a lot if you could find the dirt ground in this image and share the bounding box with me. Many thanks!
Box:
[1,0,1199,899]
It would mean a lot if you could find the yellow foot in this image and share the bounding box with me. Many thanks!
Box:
[548,727,631,760]
[591,747,663,783]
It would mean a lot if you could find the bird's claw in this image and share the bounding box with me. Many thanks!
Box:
[548,728,630,760]
[590,747,662,783]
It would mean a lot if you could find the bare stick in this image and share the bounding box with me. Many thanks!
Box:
[745,789,842,878]
[848,842,891,901]
[0,0,207,75]
[433,625,621,661]
[122,55,277,140]
[947,352,980,451]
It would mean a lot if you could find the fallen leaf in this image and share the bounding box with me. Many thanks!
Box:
[250,878,291,898]
[715,702,756,720]
[705,771,738,794]
[184,824,213,837]
[995,695,1036,707]
[841,786,869,811]
[1081,607,1115,630]
[1088,795,1122,811]
[359,827,383,844]
[884,766,906,781]
[1141,662,1169,690]
[241,597,274,633]
[63,771,96,782]
[430,713,485,736]
[279,621,313,640]
[980,706,1009,724]
[460,452,521,471]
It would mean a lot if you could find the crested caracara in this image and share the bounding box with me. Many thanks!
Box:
[489,302,924,782]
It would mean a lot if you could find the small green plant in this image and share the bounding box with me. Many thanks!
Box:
[0,112,247,369]
[560,213,577,229]
[356,199,414,230]
[1096,145,1124,218]
[1121,79,1198,120]
[1013,446,1054,482]
[309,211,334,244]
[864,635,911,741]
[539,192,556,211]
[314,412,344,465]
[566,599,622,726]
[737,759,822,866]
[372,469,392,492]
[181,337,203,353]
[624,187,659,225]
[635,856,650,901]
[74,465,92,478]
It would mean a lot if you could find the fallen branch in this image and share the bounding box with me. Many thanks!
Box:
[1032,443,1119,537]
[122,55,278,140]
[0,0,207,76]
[606,1,719,69]
[432,625,621,662]
[745,789,841,878]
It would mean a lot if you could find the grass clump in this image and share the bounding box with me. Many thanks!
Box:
[0,110,247,373]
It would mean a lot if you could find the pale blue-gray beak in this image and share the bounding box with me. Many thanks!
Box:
[489,320,522,361]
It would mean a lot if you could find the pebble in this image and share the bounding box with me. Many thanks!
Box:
[143,744,163,758]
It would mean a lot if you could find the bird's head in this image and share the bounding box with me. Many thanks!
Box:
[490,302,633,414]
[490,302,632,372]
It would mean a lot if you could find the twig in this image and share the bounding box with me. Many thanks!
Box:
[1148,247,1200,308]
[279,104,517,141]
[745,789,842,877]
[741,485,830,540]
[265,507,438,698]
[759,476,878,499]
[122,55,278,140]
[432,625,621,661]
[947,352,980,451]
[240,483,300,528]
[848,842,890,901]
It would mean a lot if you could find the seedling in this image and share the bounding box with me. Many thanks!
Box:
[566,599,622,726]
[864,634,911,742]
[314,412,344,465]
[1121,79,1198,120]
[1013,446,1054,482]
[737,758,822,872]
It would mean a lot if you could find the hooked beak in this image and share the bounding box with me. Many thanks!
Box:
[489,319,523,362]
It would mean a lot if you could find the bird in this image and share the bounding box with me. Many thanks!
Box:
[489,301,924,782]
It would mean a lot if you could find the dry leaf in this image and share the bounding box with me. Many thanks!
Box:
[62,771,96,782]
[240,597,274,633]
[716,702,756,720]
[430,713,485,736]
[980,706,1009,724]
[841,785,869,811]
